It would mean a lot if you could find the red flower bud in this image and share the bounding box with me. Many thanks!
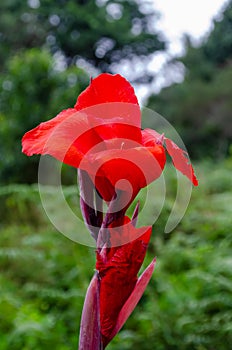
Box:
[96,217,153,347]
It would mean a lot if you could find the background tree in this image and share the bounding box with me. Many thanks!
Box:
[147,0,232,159]
[0,0,165,80]
[182,0,232,78]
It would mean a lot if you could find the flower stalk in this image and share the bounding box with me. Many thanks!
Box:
[79,272,103,350]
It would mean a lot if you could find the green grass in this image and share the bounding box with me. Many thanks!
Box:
[0,161,232,349]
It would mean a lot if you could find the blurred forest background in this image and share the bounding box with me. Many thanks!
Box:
[0,0,232,349]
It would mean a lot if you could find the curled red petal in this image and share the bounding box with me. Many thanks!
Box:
[142,129,198,186]
[142,128,164,147]
[165,138,198,186]
[74,73,139,111]
[83,145,166,203]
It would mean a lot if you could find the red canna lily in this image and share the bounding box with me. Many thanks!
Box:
[22,73,197,212]
[22,73,198,349]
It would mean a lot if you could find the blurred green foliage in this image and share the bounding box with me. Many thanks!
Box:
[0,1,231,349]
[0,48,89,184]
[0,162,232,349]
[148,0,232,159]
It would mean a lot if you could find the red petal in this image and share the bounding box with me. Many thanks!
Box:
[22,108,102,168]
[79,273,102,350]
[142,128,164,146]
[107,258,156,345]
[142,129,198,186]
[22,108,75,156]
[165,138,198,186]
[75,74,142,145]
[74,73,138,110]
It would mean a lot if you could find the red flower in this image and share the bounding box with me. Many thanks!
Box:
[96,217,152,347]
[21,73,198,349]
[22,73,198,208]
